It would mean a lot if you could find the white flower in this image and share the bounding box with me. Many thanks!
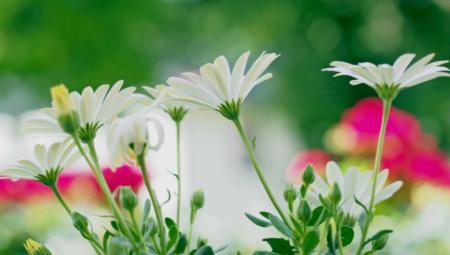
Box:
[23,80,143,137]
[107,114,164,168]
[323,53,450,97]
[0,139,79,184]
[155,51,279,110]
[307,161,403,218]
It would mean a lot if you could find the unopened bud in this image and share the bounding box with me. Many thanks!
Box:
[71,212,89,234]
[329,183,342,204]
[191,189,205,209]
[119,186,138,212]
[283,184,297,202]
[24,239,52,255]
[302,164,316,185]
[50,84,80,134]
[372,234,389,250]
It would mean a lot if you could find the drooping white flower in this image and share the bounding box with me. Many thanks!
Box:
[306,161,403,218]
[107,114,164,168]
[23,80,144,139]
[155,51,279,113]
[0,139,79,185]
[323,53,450,99]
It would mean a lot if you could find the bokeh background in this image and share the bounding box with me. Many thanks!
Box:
[0,0,449,254]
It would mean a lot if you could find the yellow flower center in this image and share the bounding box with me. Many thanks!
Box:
[24,239,42,253]
[50,84,72,115]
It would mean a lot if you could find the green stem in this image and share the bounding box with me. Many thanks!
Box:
[50,184,71,215]
[137,153,167,255]
[186,206,196,254]
[175,120,182,227]
[355,99,392,255]
[232,118,291,227]
[72,135,138,252]
[50,184,103,255]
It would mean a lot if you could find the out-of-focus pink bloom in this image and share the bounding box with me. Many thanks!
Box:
[0,164,143,206]
[407,151,450,187]
[286,149,332,183]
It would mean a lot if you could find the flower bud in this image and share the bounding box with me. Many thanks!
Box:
[296,200,311,222]
[302,164,316,185]
[71,212,89,234]
[372,234,389,250]
[24,239,52,255]
[191,189,205,209]
[51,85,80,134]
[283,184,297,202]
[329,183,342,204]
[119,186,138,212]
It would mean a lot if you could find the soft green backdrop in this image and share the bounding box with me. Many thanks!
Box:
[0,0,449,150]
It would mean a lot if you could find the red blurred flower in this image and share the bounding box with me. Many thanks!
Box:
[286,149,332,183]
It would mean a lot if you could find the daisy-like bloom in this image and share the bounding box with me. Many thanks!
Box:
[144,84,189,122]
[0,139,79,186]
[323,53,450,100]
[307,161,403,219]
[23,80,143,142]
[155,51,279,119]
[107,114,164,168]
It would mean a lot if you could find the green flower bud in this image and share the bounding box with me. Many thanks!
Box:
[372,234,389,251]
[329,183,342,204]
[191,189,205,209]
[71,212,89,234]
[302,164,316,185]
[283,184,297,202]
[24,239,52,255]
[119,186,138,212]
[296,200,311,222]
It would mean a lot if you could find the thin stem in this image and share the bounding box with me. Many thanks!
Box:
[175,120,182,227]
[355,99,392,255]
[72,135,138,252]
[186,206,196,254]
[232,118,291,227]
[50,184,71,214]
[137,153,167,255]
[50,183,103,255]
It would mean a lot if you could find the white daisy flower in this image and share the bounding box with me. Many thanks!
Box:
[23,80,143,140]
[155,51,279,118]
[0,139,79,185]
[307,161,403,218]
[143,85,190,122]
[107,114,164,168]
[323,53,450,99]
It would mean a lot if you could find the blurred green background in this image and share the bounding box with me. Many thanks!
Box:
[0,0,449,151]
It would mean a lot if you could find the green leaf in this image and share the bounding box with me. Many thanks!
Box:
[303,230,320,254]
[263,238,295,254]
[173,234,188,254]
[307,206,328,226]
[167,225,179,250]
[102,230,112,253]
[245,212,272,227]
[267,214,293,238]
[141,199,151,225]
[340,225,354,247]
[363,229,393,246]
[165,217,177,229]
[194,245,214,255]
[253,251,280,255]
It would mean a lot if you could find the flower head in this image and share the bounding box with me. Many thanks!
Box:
[155,51,279,119]
[306,161,402,218]
[107,114,164,168]
[144,85,189,122]
[0,139,79,186]
[24,239,52,255]
[24,80,142,141]
[324,53,450,100]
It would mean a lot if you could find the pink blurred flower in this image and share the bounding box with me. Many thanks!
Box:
[407,151,450,187]
[0,164,143,206]
[286,149,332,183]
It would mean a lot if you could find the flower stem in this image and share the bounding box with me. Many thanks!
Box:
[49,183,103,255]
[232,118,291,227]
[137,153,167,255]
[175,120,182,227]
[72,135,138,252]
[355,99,392,255]
[50,184,71,215]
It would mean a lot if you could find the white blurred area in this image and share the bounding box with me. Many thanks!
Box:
[0,107,301,252]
